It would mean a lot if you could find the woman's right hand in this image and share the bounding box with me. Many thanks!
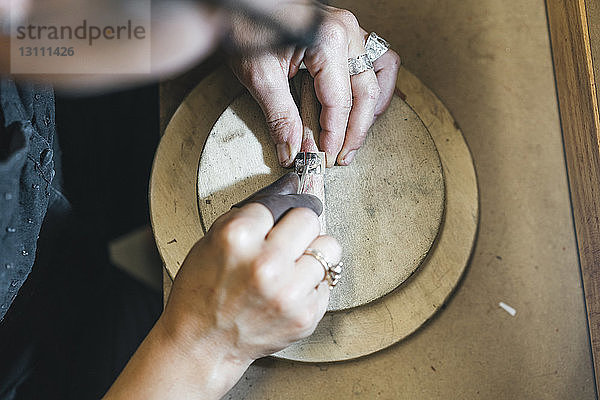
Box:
[106,173,341,399]
[161,172,341,363]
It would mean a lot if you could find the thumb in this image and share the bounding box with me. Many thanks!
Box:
[231,55,302,167]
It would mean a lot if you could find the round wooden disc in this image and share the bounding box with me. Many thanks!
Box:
[197,89,445,311]
[150,66,478,362]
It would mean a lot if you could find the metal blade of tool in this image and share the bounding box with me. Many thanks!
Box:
[293,70,327,233]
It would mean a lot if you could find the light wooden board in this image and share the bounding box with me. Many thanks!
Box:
[150,65,478,362]
[151,69,245,275]
[196,83,445,311]
[547,0,600,392]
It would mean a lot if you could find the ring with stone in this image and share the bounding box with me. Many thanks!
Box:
[348,54,374,76]
[365,32,391,63]
[303,248,343,289]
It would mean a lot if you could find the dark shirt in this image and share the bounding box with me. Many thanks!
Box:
[0,80,67,321]
[0,80,160,399]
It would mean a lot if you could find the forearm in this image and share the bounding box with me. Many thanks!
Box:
[105,174,337,398]
[104,316,251,400]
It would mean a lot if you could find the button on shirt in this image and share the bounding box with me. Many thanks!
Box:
[0,80,67,321]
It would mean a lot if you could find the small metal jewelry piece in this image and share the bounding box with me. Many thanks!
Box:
[294,152,325,194]
[304,248,343,289]
[348,54,374,76]
[365,32,391,63]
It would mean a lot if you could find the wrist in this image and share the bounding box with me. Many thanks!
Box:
[154,313,253,395]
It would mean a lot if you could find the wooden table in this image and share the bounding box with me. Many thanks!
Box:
[547,0,600,393]
[159,0,597,397]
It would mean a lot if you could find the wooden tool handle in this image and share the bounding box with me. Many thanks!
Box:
[299,70,320,152]
[296,70,327,233]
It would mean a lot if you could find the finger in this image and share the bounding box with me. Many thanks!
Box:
[373,50,401,118]
[274,282,327,339]
[337,27,380,166]
[245,194,323,224]
[232,54,302,167]
[211,202,275,240]
[305,25,352,167]
[313,279,331,323]
[289,47,307,79]
[313,64,352,167]
[222,173,304,233]
[294,235,342,292]
[295,281,330,336]
[233,173,323,223]
[338,68,379,165]
[265,207,321,260]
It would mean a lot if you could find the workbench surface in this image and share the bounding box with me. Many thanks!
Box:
[159,1,595,398]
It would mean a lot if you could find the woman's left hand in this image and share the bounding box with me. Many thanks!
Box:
[231,5,401,168]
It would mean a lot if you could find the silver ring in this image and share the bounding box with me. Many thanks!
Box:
[365,32,391,63]
[348,54,373,76]
[303,248,343,289]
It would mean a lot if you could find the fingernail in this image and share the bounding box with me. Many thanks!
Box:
[277,143,291,166]
[341,150,357,165]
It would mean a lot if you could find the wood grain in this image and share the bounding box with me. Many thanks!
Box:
[546,0,600,391]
